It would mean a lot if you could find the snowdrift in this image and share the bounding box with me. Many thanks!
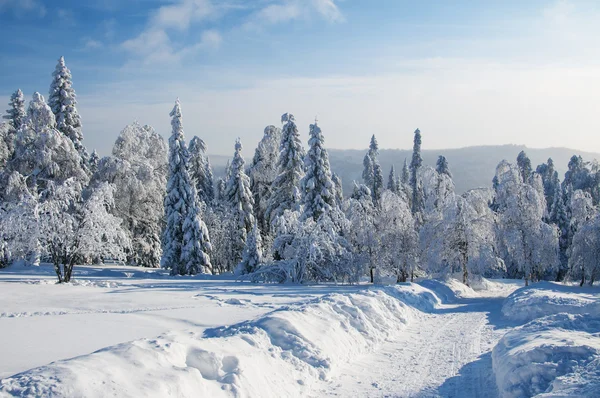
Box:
[492,314,600,398]
[0,284,438,397]
[502,282,600,323]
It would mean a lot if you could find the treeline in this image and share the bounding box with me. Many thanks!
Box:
[1,57,599,286]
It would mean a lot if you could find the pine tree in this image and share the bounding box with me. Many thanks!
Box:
[235,222,263,275]
[266,113,305,226]
[410,128,424,215]
[225,138,255,263]
[3,89,26,132]
[436,155,452,178]
[301,121,336,221]
[48,56,89,169]
[162,99,211,275]
[387,165,398,193]
[189,136,214,204]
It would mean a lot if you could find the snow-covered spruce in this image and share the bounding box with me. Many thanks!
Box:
[362,134,383,204]
[48,56,89,170]
[248,125,281,233]
[189,136,214,204]
[235,222,263,275]
[410,128,424,217]
[300,121,336,222]
[162,99,211,275]
[265,113,305,228]
[225,138,255,264]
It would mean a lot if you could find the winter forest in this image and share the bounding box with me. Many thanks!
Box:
[1,57,599,288]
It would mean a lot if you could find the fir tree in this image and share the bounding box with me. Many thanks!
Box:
[249,125,281,233]
[235,222,263,275]
[301,121,336,221]
[362,135,383,204]
[410,128,424,215]
[89,149,100,175]
[189,136,214,204]
[332,172,344,205]
[266,113,305,226]
[225,138,255,263]
[387,165,398,193]
[162,99,211,275]
[436,155,452,178]
[401,158,410,186]
[48,56,89,169]
[3,89,26,133]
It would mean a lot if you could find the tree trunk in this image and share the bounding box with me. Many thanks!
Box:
[54,262,63,283]
[370,267,374,283]
[580,273,585,287]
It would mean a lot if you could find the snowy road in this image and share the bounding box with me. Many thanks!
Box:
[315,294,514,398]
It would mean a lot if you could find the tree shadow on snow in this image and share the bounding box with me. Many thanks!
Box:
[413,352,499,398]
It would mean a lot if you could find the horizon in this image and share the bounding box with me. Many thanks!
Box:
[2,0,600,156]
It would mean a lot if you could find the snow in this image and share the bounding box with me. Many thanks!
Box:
[1,267,598,398]
[502,281,600,323]
[493,314,600,398]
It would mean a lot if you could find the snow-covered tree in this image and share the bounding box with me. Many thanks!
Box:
[493,160,559,284]
[401,158,410,186]
[378,191,418,282]
[188,136,214,204]
[345,182,378,282]
[362,135,383,204]
[249,125,281,233]
[410,129,424,216]
[3,89,26,131]
[162,99,211,275]
[387,165,399,193]
[94,122,167,268]
[2,89,25,157]
[235,222,263,275]
[38,180,130,283]
[301,122,336,221]
[436,155,452,178]
[11,92,88,193]
[569,214,600,286]
[48,56,89,169]
[88,149,100,175]
[266,113,305,227]
[516,150,532,184]
[332,172,344,206]
[225,138,255,263]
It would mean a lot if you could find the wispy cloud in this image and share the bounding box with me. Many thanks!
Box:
[0,0,46,18]
[244,0,344,29]
[120,0,217,64]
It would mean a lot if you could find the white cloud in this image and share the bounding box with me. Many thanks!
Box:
[82,39,103,50]
[120,0,217,64]
[244,0,344,29]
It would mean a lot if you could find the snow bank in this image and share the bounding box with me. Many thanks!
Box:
[492,313,600,398]
[502,282,600,323]
[0,284,438,397]
[417,278,478,303]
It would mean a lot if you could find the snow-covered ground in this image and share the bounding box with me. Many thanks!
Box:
[1,265,599,397]
[493,282,600,398]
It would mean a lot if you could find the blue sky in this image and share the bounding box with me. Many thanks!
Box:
[1,0,600,156]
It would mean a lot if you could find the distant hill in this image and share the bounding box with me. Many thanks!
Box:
[210,145,600,195]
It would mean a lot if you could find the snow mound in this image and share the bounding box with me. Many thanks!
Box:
[492,313,600,398]
[0,285,437,397]
[417,279,478,303]
[502,282,600,323]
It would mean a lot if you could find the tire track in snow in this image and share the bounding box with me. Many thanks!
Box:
[315,301,502,398]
